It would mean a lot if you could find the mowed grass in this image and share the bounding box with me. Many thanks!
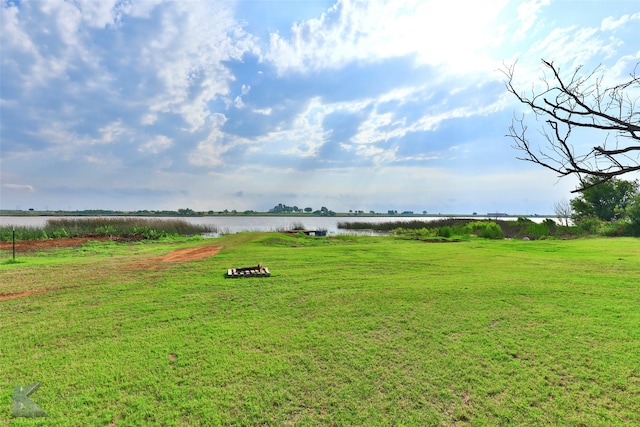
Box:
[1,234,640,425]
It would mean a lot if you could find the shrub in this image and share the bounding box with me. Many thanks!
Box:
[465,221,504,239]
[94,225,116,236]
[524,222,550,240]
[51,228,70,239]
[515,216,533,226]
[575,217,602,235]
[626,194,640,236]
[600,220,631,237]
[438,226,452,238]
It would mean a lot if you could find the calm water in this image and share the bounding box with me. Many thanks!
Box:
[0,215,553,235]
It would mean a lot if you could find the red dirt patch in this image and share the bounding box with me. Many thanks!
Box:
[0,289,48,301]
[154,246,222,262]
[123,245,222,270]
[0,236,114,251]
[0,284,84,301]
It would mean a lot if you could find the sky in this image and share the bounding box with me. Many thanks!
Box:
[1,0,639,214]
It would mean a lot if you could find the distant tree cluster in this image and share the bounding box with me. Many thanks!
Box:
[269,203,302,213]
[314,206,336,216]
[269,203,335,216]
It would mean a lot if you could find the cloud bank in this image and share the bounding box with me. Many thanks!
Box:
[2,0,639,213]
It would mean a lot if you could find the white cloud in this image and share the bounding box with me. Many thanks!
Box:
[85,156,103,164]
[601,12,640,31]
[352,85,503,148]
[97,121,128,144]
[607,52,640,82]
[139,135,173,154]
[526,25,620,72]
[252,97,331,158]
[117,0,165,20]
[2,183,36,192]
[74,0,121,28]
[1,3,36,58]
[233,96,245,108]
[141,113,158,126]
[188,114,232,167]
[1,1,118,92]
[2,0,637,213]
[253,107,273,115]
[1,3,64,88]
[39,1,83,47]
[267,0,509,75]
[2,0,258,132]
[513,0,550,41]
[133,1,258,131]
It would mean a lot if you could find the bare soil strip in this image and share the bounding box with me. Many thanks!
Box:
[123,246,222,270]
[0,237,113,251]
[0,289,48,301]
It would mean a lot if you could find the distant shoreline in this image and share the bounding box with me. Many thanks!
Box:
[0,211,557,219]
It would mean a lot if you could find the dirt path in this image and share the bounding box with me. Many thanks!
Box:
[123,245,222,270]
[0,289,49,301]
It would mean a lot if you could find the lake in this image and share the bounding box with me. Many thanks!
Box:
[0,215,555,236]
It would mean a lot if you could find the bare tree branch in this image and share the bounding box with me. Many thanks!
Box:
[502,59,640,192]
[554,197,573,226]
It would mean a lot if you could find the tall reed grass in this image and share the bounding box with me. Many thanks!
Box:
[338,217,576,239]
[337,219,466,231]
[0,218,215,241]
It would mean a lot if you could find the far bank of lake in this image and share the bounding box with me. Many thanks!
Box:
[0,215,557,236]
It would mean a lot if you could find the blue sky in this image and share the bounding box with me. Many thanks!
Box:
[1,0,639,214]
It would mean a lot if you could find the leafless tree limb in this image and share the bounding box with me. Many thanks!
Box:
[502,59,640,192]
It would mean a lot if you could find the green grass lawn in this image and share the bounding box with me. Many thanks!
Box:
[1,234,640,425]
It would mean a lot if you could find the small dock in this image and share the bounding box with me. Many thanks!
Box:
[227,263,270,278]
[283,229,327,236]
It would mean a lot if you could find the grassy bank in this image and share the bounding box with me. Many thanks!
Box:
[1,234,639,425]
[0,217,215,242]
[338,217,573,240]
